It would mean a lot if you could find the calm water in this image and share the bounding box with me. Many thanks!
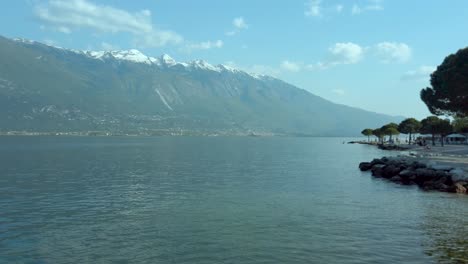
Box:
[0,136,467,264]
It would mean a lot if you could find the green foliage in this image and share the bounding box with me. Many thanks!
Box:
[398,118,421,134]
[398,118,421,144]
[421,116,444,134]
[420,47,468,117]
[453,117,468,133]
[372,128,384,143]
[421,116,453,146]
[361,128,373,142]
[381,123,400,141]
[361,128,374,136]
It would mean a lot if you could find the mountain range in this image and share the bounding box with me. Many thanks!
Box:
[0,36,402,136]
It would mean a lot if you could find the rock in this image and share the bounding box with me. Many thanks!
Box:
[410,161,427,170]
[433,182,450,192]
[399,169,414,178]
[451,168,468,182]
[359,157,467,195]
[435,176,453,186]
[378,145,409,151]
[422,181,437,191]
[370,158,385,166]
[454,182,467,194]
[390,176,402,183]
[382,165,401,178]
[398,169,414,184]
[371,164,386,177]
[415,168,437,179]
[359,162,373,171]
[430,164,454,171]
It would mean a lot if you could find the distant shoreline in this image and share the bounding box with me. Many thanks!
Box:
[0,131,359,137]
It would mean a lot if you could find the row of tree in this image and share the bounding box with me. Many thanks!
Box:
[361,46,468,147]
[361,117,468,146]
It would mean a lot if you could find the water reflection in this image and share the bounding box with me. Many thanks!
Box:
[421,194,468,263]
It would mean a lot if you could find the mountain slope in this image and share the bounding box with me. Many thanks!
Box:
[0,36,402,136]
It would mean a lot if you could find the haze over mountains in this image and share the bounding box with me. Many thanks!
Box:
[0,36,402,136]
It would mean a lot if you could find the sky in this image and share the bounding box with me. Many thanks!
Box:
[1,0,468,119]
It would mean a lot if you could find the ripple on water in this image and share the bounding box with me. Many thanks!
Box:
[0,136,466,263]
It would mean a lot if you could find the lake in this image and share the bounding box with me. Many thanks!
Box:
[0,136,467,263]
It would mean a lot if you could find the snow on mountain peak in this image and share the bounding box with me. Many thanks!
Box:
[12,37,272,79]
[189,59,221,72]
[160,54,176,66]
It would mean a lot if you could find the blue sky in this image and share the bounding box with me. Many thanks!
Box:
[1,0,468,119]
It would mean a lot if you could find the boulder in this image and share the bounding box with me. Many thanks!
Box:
[410,161,427,170]
[430,164,454,172]
[433,182,450,192]
[371,164,386,177]
[451,168,468,182]
[359,162,373,171]
[359,157,467,195]
[422,180,437,191]
[414,168,437,180]
[370,158,385,166]
[454,182,467,194]
[382,165,401,178]
[390,176,402,183]
[399,169,414,178]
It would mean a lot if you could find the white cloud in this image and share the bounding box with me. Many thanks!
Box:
[375,42,412,63]
[305,41,411,70]
[57,26,71,34]
[304,43,365,70]
[226,16,248,36]
[401,65,436,81]
[304,0,322,17]
[335,4,344,13]
[332,89,345,96]
[183,40,223,52]
[328,42,364,65]
[281,61,302,72]
[35,0,183,47]
[233,17,248,29]
[351,0,384,15]
[366,0,384,11]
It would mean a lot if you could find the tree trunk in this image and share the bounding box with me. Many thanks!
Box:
[432,134,435,146]
[441,136,444,147]
[409,132,412,145]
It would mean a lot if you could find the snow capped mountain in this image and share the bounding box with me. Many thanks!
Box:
[1,35,403,136]
[12,37,265,79]
[83,49,157,65]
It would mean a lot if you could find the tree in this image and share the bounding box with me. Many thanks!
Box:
[420,116,453,146]
[361,128,374,142]
[420,47,468,117]
[381,123,400,143]
[372,128,384,144]
[398,118,422,144]
[453,117,468,133]
[436,119,453,146]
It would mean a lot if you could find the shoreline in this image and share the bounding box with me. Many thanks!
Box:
[358,143,468,194]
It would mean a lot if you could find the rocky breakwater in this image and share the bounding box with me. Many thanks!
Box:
[359,156,468,194]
